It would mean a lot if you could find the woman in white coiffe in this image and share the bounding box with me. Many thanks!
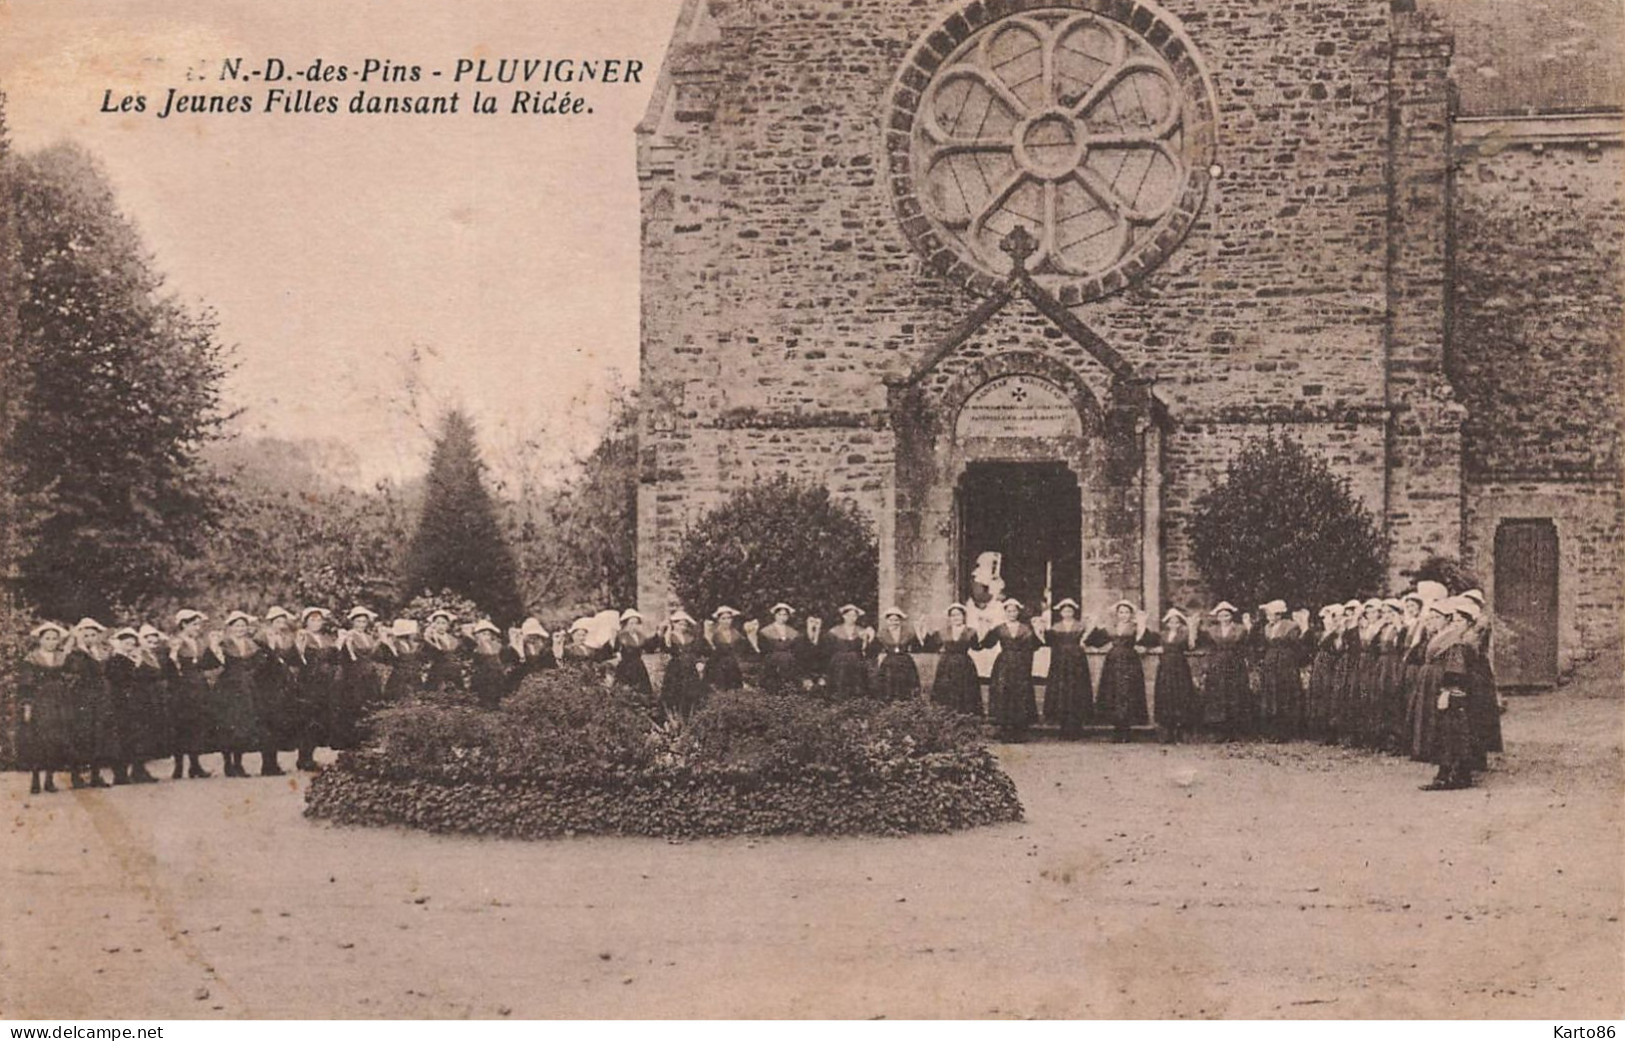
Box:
[1040,598,1095,737]
[979,599,1040,740]
[872,607,922,701]
[1089,600,1154,741]
[924,604,982,716]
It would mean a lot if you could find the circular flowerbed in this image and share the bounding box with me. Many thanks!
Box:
[305,669,1024,839]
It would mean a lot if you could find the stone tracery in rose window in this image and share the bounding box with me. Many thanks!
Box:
[894,5,1214,299]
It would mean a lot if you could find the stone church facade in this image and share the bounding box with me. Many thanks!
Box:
[633,0,1623,682]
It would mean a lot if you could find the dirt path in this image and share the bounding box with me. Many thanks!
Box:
[3,664,1620,1019]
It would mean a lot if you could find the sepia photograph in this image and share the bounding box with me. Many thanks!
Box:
[0,0,1621,1024]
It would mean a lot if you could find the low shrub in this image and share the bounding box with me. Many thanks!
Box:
[307,670,1023,838]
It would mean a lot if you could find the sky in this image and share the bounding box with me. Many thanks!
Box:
[0,0,684,486]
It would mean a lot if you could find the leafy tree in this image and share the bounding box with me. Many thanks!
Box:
[1190,434,1387,610]
[164,436,413,619]
[5,142,231,619]
[507,386,637,616]
[402,409,523,623]
[0,95,28,766]
[670,476,878,623]
[0,94,25,615]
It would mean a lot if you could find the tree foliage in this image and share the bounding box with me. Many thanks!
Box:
[399,589,481,627]
[505,387,638,617]
[402,409,523,624]
[670,476,878,622]
[0,94,26,613]
[1190,434,1387,610]
[0,97,31,767]
[4,142,231,619]
[161,437,413,619]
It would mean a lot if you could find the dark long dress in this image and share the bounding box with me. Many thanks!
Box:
[169,638,217,756]
[1433,638,1482,782]
[1469,620,1504,757]
[872,625,922,702]
[1410,621,1463,763]
[257,633,299,750]
[1042,622,1095,734]
[521,639,558,673]
[1200,622,1251,734]
[295,633,343,750]
[380,644,425,703]
[660,627,708,718]
[106,651,170,762]
[17,652,73,771]
[1304,629,1341,740]
[1256,620,1305,740]
[705,627,752,692]
[469,647,514,710]
[421,634,467,694]
[796,626,829,691]
[1402,621,1432,761]
[1091,623,1152,729]
[822,625,871,700]
[1377,624,1409,753]
[1153,623,1200,735]
[926,626,982,715]
[757,623,805,694]
[207,638,263,753]
[66,648,118,767]
[333,633,386,746]
[1352,624,1388,747]
[613,628,659,696]
[1332,626,1364,744]
[981,622,1040,731]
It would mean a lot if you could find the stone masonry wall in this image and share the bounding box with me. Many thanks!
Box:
[1450,130,1624,670]
[1463,480,1623,671]
[1451,138,1624,481]
[1383,9,1466,585]
[637,0,1410,615]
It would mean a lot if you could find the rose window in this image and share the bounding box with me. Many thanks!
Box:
[889,2,1216,300]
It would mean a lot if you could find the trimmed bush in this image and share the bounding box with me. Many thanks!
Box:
[1191,433,1388,609]
[669,475,879,622]
[305,668,1023,838]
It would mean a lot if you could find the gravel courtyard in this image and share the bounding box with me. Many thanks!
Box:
[3,661,1620,1020]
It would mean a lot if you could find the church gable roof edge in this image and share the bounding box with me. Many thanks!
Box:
[891,273,1141,390]
[891,286,1015,387]
[1012,274,1139,384]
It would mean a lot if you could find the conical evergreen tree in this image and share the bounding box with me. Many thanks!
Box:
[401,409,523,623]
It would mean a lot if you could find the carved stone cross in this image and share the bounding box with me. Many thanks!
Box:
[999,225,1038,273]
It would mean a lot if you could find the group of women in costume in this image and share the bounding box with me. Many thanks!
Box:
[615,583,1501,788]
[11,605,568,793]
[948,579,1501,788]
[13,580,1503,794]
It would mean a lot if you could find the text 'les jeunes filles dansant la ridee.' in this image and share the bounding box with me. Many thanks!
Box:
[100,57,645,120]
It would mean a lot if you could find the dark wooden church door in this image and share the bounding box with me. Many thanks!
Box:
[1493,519,1559,688]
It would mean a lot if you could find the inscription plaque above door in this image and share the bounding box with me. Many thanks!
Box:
[955,375,1082,441]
